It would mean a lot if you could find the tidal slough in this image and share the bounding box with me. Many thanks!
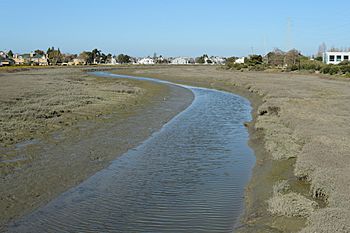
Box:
[8,73,255,233]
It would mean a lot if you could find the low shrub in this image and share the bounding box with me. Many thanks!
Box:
[329,66,340,75]
[339,65,350,74]
[289,64,299,71]
[300,60,324,71]
[225,63,248,70]
[248,64,267,71]
[224,56,350,77]
[321,65,332,74]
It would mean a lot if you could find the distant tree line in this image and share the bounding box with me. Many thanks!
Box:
[224,46,350,78]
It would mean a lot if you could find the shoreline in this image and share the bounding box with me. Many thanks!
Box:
[2,66,350,232]
[0,68,194,228]
[111,65,350,232]
[109,67,276,231]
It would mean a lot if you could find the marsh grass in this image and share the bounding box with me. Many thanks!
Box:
[0,70,143,148]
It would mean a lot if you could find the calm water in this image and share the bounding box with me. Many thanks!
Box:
[8,73,255,233]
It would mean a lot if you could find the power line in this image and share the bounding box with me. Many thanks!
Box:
[286,17,293,50]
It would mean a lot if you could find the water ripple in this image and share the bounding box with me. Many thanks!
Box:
[7,78,255,233]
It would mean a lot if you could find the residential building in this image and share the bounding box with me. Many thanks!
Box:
[30,53,49,66]
[72,58,86,65]
[0,51,7,59]
[323,52,350,65]
[137,57,155,65]
[13,54,27,64]
[154,55,168,64]
[171,57,194,65]
[234,57,245,64]
[109,56,118,65]
[209,56,226,65]
[13,53,48,66]
[0,57,15,66]
[129,57,137,64]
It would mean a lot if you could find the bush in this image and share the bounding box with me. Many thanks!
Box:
[246,55,263,65]
[289,64,299,71]
[339,65,350,74]
[329,66,340,75]
[225,62,248,70]
[320,62,350,75]
[344,73,350,78]
[248,64,267,71]
[338,60,350,66]
[314,56,323,62]
[300,59,324,71]
[321,65,332,74]
[224,55,348,76]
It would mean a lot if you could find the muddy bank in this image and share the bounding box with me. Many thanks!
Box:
[111,65,350,232]
[0,68,194,228]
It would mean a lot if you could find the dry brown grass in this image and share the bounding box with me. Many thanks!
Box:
[0,68,148,176]
[0,69,142,147]
[268,180,318,218]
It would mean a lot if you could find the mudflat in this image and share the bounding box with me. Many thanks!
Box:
[112,65,350,233]
[0,68,194,228]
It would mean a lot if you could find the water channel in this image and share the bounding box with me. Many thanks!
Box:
[8,73,255,233]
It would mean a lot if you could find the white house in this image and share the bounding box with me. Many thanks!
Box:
[109,56,118,65]
[72,58,86,65]
[210,56,226,65]
[323,52,350,65]
[0,51,7,58]
[137,57,155,65]
[234,57,245,64]
[154,55,167,64]
[171,57,193,65]
[204,56,212,64]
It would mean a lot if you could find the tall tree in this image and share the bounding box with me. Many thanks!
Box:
[47,47,62,65]
[117,54,131,64]
[285,49,301,66]
[329,47,341,52]
[247,54,263,65]
[35,49,45,56]
[317,42,327,57]
[7,50,13,58]
[79,51,93,64]
[267,48,286,66]
[91,49,101,63]
[195,54,208,64]
[47,46,55,54]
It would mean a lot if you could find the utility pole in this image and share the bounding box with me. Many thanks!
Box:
[286,17,292,51]
[263,35,268,64]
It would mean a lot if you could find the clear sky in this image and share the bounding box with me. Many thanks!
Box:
[1,0,349,57]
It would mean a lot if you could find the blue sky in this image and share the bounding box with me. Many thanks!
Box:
[1,0,350,57]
